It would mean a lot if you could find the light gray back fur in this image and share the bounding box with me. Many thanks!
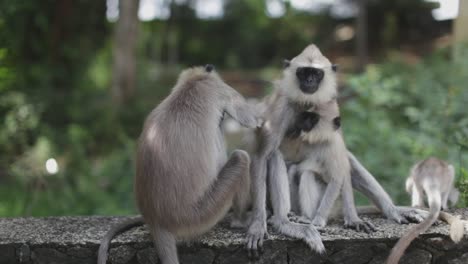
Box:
[407,157,456,209]
[387,157,457,264]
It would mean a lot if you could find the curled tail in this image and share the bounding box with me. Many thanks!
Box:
[386,192,441,264]
[439,211,465,243]
[98,216,145,264]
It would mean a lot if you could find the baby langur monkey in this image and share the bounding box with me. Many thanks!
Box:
[98,65,262,264]
[386,157,464,264]
[284,106,376,233]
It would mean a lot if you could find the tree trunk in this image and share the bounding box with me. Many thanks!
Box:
[453,0,468,61]
[112,0,140,105]
[355,0,368,72]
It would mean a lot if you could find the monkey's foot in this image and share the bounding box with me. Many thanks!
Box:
[344,219,377,233]
[311,216,327,229]
[287,212,312,224]
[396,207,428,223]
[270,216,326,254]
[246,219,269,259]
[230,218,249,229]
[230,212,252,229]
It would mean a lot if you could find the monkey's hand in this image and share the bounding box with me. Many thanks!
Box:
[288,212,312,224]
[344,218,377,233]
[246,219,269,259]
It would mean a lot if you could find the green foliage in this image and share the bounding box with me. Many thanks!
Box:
[459,167,468,207]
[0,0,466,217]
[343,48,468,206]
[0,138,137,216]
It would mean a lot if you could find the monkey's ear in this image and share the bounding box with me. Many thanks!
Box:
[282,59,291,69]
[205,64,215,72]
[332,64,338,72]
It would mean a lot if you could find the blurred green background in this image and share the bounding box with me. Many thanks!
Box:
[0,0,467,217]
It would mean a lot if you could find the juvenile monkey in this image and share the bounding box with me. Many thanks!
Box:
[283,104,376,232]
[98,65,262,264]
[247,44,426,256]
[386,157,465,264]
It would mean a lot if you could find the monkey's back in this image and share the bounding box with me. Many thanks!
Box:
[135,80,226,229]
[413,157,453,191]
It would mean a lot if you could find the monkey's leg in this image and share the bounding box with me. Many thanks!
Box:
[231,161,251,229]
[286,166,313,224]
[442,166,455,210]
[348,151,423,224]
[441,191,450,210]
[298,171,322,220]
[311,176,342,228]
[341,175,376,233]
[287,164,300,214]
[246,154,269,257]
[411,185,424,208]
[188,149,251,229]
[154,150,251,264]
[267,151,325,254]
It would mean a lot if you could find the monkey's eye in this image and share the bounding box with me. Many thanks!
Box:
[332,64,338,72]
[283,59,291,69]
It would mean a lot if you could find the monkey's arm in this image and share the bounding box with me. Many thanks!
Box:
[341,174,376,233]
[225,95,263,128]
[348,151,424,223]
[247,98,295,256]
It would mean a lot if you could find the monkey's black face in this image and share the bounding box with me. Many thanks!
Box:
[286,112,320,139]
[296,67,324,94]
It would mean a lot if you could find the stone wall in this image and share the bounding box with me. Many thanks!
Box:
[1,209,468,264]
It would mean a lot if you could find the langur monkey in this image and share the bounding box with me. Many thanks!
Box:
[283,105,376,233]
[247,44,426,256]
[98,65,262,264]
[386,157,465,264]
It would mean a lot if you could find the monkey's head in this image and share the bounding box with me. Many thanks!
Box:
[173,64,223,91]
[278,44,338,105]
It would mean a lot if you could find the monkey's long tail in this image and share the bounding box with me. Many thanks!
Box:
[98,216,145,264]
[439,211,465,243]
[385,193,440,264]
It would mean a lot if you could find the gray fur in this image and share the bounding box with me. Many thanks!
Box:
[247,44,428,256]
[278,48,374,232]
[98,66,261,264]
[247,75,325,256]
[387,157,463,263]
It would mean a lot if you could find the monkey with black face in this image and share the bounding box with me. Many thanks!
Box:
[247,44,426,256]
[387,158,465,264]
[98,65,262,264]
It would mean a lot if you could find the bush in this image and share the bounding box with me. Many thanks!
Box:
[343,48,468,206]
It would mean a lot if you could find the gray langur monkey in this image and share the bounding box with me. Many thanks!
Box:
[98,65,262,264]
[247,44,427,256]
[283,102,376,233]
[387,157,465,264]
